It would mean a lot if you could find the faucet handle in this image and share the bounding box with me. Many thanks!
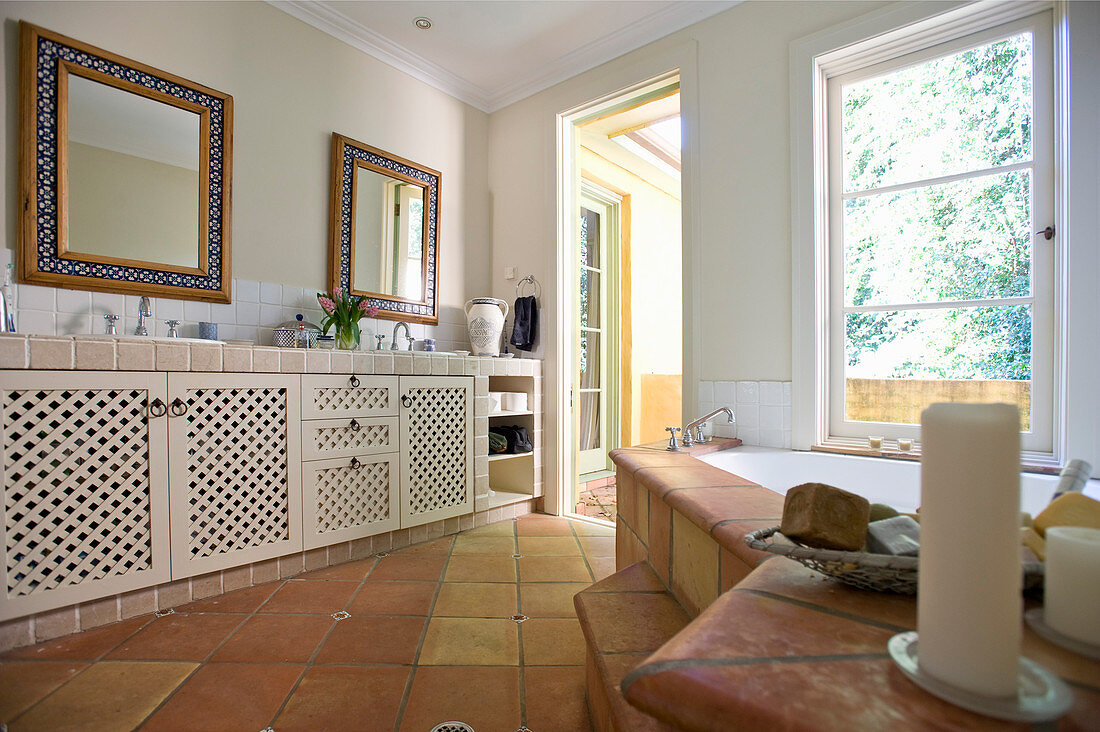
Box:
[164,320,181,338]
[104,314,119,335]
[375,334,386,350]
[665,426,681,452]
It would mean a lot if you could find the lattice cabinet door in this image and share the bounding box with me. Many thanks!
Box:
[167,373,302,578]
[303,454,399,549]
[301,375,398,420]
[399,376,474,527]
[301,416,398,461]
[1,371,170,621]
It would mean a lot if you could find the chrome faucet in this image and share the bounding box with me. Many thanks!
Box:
[390,321,414,351]
[682,407,735,447]
[135,297,152,336]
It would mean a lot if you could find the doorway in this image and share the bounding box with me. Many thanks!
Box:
[565,76,683,522]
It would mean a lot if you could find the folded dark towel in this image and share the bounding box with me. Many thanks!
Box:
[510,295,538,351]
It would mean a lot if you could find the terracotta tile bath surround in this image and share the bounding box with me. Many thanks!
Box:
[594,439,1100,731]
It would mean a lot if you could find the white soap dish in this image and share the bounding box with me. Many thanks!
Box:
[1025,608,1100,660]
[888,631,1073,723]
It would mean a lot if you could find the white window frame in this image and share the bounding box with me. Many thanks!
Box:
[825,12,1055,454]
[790,0,1081,469]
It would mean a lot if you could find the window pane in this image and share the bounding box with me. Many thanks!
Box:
[580,268,600,328]
[407,197,423,258]
[580,332,601,389]
[844,305,1032,427]
[580,208,601,268]
[844,169,1031,306]
[843,33,1033,192]
[578,392,601,451]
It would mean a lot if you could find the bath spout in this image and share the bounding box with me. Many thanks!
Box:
[682,407,734,447]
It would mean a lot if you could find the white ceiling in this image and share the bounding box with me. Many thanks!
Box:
[268,1,737,112]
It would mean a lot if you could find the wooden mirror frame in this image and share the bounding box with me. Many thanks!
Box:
[19,22,233,303]
[328,133,441,325]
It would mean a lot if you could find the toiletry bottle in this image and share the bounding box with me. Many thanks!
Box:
[1,264,14,332]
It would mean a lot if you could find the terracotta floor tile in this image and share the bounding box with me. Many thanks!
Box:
[258,579,359,614]
[348,581,438,616]
[579,535,616,557]
[314,616,426,665]
[3,616,150,661]
[392,536,455,555]
[451,535,516,554]
[368,554,449,581]
[176,581,282,613]
[210,614,333,663]
[573,520,616,536]
[517,536,583,556]
[518,555,592,582]
[525,665,592,731]
[418,617,519,665]
[589,556,616,581]
[141,662,303,731]
[444,555,517,582]
[0,661,86,721]
[276,665,411,732]
[398,666,521,732]
[462,521,516,536]
[298,558,378,581]
[432,582,517,617]
[106,613,243,661]
[522,618,587,665]
[521,583,589,618]
[10,661,194,732]
[515,515,575,536]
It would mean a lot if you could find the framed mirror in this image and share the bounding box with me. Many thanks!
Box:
[329,133,440,324]
[19,22,233,302]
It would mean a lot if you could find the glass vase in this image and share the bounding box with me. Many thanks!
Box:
[334,324,360,350]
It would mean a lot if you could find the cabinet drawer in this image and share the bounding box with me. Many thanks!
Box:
[302,416,397,461]
[302,375,398,420]
[303,453,400,549]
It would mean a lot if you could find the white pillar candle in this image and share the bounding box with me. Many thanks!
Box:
[918,403,1021,698]
[1044,526,1100,645]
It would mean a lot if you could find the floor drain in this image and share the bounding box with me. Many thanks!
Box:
[510,614,528,623]
[331,610,350,621]
[375,551,390,558]
[511,553,522,558]
[430,723,475,732]
[154,608,175,618]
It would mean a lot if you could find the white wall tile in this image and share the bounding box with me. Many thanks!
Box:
[760,429,784,448]
[56,289,91,313]
[235,279,259,303]
[259,282,282,304]
[209,302,235,322]
[782,381,791,406]
[91,292,125,317]
[259,304,284,327]
[760,405,783,430]
[157,299,183,320]
[736,403,758,429]
[235,302,259,325]
[184,301,210,323]
[18,284,55,311]
[17,309,55,334]
[736,381,759,404]
[738,427,759,445]
[714,380,735,405]
[760,381,784,406]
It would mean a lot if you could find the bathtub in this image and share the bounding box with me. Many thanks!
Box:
[700,445,1100,517]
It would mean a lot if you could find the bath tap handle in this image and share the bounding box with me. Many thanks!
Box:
[665,426,681,452]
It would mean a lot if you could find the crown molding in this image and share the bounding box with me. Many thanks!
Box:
[268,0,494,111]
[268,0,738,114]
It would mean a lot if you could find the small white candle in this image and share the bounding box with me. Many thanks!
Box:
[918,403,1021,698]
[868,436,883,450]
[1044,526,1100,645]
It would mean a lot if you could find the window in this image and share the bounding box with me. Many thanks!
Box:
[824,11,1055,453]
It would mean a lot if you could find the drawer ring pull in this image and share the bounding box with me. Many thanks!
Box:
[350,457,361,470]
[148,398,167,418]
[169,397,188,417]
[349,375,360,388]
[401,394,413,409]
[349,418,360,431]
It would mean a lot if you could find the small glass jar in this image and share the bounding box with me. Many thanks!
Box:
[317,335,335,350]
[423,338,436,352]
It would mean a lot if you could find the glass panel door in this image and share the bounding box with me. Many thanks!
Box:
[577,191,613,475]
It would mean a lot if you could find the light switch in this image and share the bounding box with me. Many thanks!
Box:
[504,266,517,280]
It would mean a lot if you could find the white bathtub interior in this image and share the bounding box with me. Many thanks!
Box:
[700,446,1100,517]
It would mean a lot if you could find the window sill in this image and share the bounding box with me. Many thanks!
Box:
[811,443,1060,475]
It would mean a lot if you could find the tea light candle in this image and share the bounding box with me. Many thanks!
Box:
[868,436,883,450]
[1044,526,1100,645]
[898,438,913,452]
[918,403,1021,697]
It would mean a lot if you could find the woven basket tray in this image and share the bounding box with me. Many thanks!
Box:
[744,526,1044,594]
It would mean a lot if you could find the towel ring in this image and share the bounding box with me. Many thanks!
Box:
[516,275,541,298]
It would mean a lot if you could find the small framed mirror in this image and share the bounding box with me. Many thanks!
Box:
[329,133,440,324]
[20,22,232,302]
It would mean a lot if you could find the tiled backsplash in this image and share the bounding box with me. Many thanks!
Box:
[698,380,791,448]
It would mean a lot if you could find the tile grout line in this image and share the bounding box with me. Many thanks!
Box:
[514,518,527,731]
[569,522,598,584]
[132,578,291,728]
[265,555,384,727]
[392,534,457,732]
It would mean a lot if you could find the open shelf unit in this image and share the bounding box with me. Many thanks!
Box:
[477,374,540,512]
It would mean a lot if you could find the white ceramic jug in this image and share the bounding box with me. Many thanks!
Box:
[465,297,509,356]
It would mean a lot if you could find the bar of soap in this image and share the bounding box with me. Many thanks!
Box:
[1020,526,1046,561]
[869,503,899,522]
[865,515,920,556]
[781,482,870,551]
[1034,493,1100,537]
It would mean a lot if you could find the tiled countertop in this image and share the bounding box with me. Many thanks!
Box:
[610,444,1100,731]
[0,332,540,376]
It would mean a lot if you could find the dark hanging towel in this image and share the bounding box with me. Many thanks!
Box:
[510,295,538,351]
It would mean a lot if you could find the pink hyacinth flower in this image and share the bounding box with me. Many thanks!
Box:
[332,287,342,298]
[318,296,336,314]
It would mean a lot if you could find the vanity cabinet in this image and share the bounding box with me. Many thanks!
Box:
[167,373,302,577]
[0,371,171,621]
